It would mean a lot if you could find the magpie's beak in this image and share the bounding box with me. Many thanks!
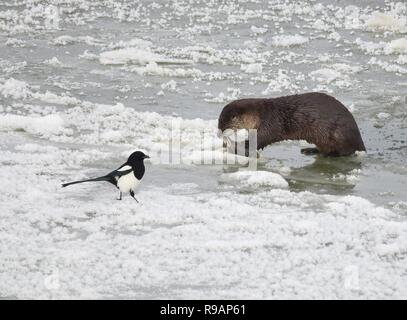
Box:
[143,155,150,159]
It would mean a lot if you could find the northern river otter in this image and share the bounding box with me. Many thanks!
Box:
[218,92,366,157]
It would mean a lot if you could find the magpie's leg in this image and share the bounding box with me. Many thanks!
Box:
[301,148,320,155]
[117,191,122,201]
[130,190,139,203]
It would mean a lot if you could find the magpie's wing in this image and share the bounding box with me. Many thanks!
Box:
[62,164,132,188]
[105,164,133,185]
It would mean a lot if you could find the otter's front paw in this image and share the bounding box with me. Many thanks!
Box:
[301,148,320,155]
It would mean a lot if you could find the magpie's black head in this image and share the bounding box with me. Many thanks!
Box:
[127,151,150,166]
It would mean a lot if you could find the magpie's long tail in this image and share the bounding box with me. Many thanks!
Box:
[62,175,110,188]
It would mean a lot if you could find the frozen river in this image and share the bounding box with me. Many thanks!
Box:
[0,0,407,299]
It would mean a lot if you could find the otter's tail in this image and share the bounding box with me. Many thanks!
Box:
[62,175,111,188]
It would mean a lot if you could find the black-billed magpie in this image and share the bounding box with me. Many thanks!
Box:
[62,151,150,201]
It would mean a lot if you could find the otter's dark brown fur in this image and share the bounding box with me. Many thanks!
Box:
[218,92,366,156]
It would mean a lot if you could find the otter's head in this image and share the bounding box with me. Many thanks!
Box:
[218,107,260,132]
[218,107,261,157]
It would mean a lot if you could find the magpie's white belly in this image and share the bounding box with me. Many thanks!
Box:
[117,172,139,193]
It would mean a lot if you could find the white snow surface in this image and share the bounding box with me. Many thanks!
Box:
[365,11,407,33]
[99,48,191,66]
[221,170,289,189]
[1,154,407,298]
[271,35,309,47]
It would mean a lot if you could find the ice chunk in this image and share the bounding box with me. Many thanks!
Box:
[385,38,407,54]
[241,63,263,74]
[271,35,309,47]
[100,48,192,65]
[251,26,268,34]
[365,11,406,33]
[0,114,64,135]
[221,170,289,189]
[0,78,31,99]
